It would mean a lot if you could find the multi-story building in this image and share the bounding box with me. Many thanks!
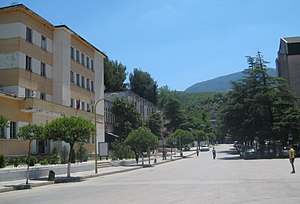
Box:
[0,4,106,156]
[277,37,300,96]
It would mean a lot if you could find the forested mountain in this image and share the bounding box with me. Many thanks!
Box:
[185,68,277,92]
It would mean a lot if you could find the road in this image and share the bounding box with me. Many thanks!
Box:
[2,144,300,204]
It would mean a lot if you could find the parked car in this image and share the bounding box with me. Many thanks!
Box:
[280,146,289,158]
[239,145,251,157]
[200,145,209,151]
[242,147,258,159]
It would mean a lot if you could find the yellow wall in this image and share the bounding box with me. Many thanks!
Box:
[0,139,29,155]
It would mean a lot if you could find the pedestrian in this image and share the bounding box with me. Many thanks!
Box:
[196,147,199,156]
[212,147,216,159]
[289,145,295,173]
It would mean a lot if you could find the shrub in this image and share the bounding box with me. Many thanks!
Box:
[26,156,38,166]
[50,147,59,164]
[76,144,88,163]
[0,154,6,168]
[111,140,134,160]
[40,159,49,165]
[13,157,20,167]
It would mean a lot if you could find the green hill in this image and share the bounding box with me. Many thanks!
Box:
[185,68,277,92]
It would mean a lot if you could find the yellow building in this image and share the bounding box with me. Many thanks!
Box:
[0,4,106,156]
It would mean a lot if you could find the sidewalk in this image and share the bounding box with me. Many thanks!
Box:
[0,149,196,193]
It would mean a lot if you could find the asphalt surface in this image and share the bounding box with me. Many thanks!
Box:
[1,144,300,204]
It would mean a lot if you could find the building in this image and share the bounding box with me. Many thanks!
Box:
[277,37,300,96]
[0,4,106,156]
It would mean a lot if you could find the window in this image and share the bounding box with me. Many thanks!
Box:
[41,35,46,50]
[40,93,46,100]
[70,71,74,83]
[91,59,94,71]
[76,50,80,63]
[0,127,5,138]
[25,89,32,97]
[40,62,46,77]
[26,27,32,43]
[91,81,94,92]
[81,102,85,111]
[26,56,32,71]
[87,104,90,112]
[70,47,75,59]
[81,53,85,66]
[10,121,17,139]
[70,98,75,108]
[86,56,90,68]
[86,79,90,90]
[81,76,85,88]
[76,74,80,86]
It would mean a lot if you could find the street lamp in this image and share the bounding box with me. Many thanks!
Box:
[94,93,117,174]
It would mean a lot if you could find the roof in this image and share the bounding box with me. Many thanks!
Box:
[0,4,107,58]
[280,37,300,55]
[281,37,300,44]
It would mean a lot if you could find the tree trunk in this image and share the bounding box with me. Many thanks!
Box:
[67,144,74,178]
[26,140,32,184]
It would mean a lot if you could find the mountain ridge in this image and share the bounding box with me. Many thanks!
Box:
[185,68,277,92]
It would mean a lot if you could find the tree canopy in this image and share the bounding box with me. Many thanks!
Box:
[129,68,158,105]
[220,52,300,145]
[104,58,127,92]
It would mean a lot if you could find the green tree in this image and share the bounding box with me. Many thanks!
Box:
[0,115,8,138]
[104,59,127,92]
[169,129,194,156]
[125,128,158,165]
[112,97,142,141]
[18,123,44,184]
[164,98,186,132]
[129,68,158,105]
[44,117,95,177]
[146,112,163,137]
[220,52,300,145]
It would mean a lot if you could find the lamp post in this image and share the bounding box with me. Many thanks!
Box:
[94,93,117,174]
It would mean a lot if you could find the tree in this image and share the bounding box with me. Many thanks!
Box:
[18,124,44,184]
[104,59,127,92]
[164,97,186,132]
[146,112,163,137]
[112,97,142,141]
[44,117,95,177]
[169,129,194,156]
[0,115,8,138]
[220,52,300,145]
[125,128,158,165]
[129,68,158,105]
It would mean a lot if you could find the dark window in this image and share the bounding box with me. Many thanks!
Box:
[40,62,46,77]
[76,74,80,86]
[10,121,17,139]
[76,50,80,63]
[81,53,85,66]
[81,76,85,88]
[70,71,74,83]
[26,56,32,71]
[70,47,75,59]
[86,79,90,90]
[70,98,74,108]
[26,27,32,43]
[91,81,94,92]
[86,56,90,68]
[40,93,46,100]
[91,60,94,71]
[41,35,46,50]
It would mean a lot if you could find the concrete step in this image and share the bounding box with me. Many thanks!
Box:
[97,161,111,168]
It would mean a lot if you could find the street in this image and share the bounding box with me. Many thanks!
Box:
[2,144,300,204]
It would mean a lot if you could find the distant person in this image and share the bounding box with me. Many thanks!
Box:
[212,147,216,159]
[196,147,199,156]
[289,145,295,173]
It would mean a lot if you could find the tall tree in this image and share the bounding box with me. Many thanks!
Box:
[168,129,194,156]
[129,68,158,105]
[44,117,95,177]
[220,52,300,145]
[146,112,163,137]
[112,97,142,141]
[164,97,186,132]
[104,59,127,92]
[18,124,44,184]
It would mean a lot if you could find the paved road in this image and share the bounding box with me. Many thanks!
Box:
[2,144,300,204]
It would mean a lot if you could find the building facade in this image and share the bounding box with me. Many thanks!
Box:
[0,4,106,156]
[277,37,300,96]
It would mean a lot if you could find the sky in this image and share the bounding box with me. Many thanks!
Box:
[1,0,300,91]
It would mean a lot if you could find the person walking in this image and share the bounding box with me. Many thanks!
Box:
[212,147,216,160]
[289,145,295,173]
[196,147,199,156]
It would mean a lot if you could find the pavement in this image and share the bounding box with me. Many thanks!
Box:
[0,149,196,193]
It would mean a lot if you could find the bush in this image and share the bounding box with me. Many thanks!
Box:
[13,157,20,167]
[26,156,38,166]
[0,154,6,168]
[40,159,49,165]
[111,141,134,160]
[76,144,88,163]
[50,147,59,164]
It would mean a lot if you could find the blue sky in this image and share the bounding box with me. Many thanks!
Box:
[1,0,300,91]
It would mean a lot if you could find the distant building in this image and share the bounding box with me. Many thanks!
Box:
[277,37,300,96]
[0,4,106,156]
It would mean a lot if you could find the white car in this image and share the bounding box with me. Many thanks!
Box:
[200,145,209,151]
